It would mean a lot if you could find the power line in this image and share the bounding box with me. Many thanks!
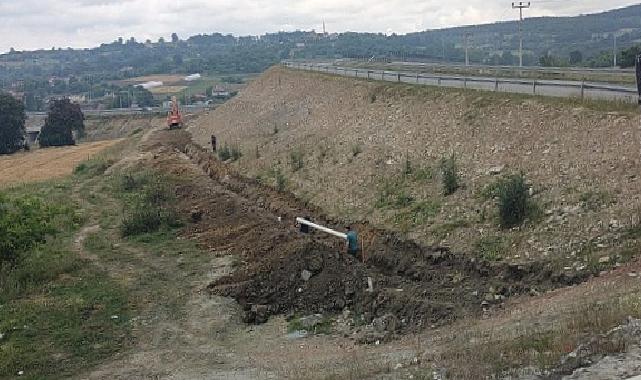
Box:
[512,1,531,67]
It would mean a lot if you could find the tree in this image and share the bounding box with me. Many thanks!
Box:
[619,45,641,68]
[158,37,165,44]
[0,94,26,154]
[171,33,179,43]
[569,50,583,65]
[39,99,84,147]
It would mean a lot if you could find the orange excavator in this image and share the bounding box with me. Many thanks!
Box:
[167,96,183,130]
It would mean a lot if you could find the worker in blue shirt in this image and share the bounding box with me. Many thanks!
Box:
[345,226,359,257]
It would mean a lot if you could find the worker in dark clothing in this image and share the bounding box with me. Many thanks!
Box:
[211,134,217,152]
[345,226,359,257]
[298,216,311,234]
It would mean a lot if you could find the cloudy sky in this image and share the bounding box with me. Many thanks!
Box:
[0,0,638,53]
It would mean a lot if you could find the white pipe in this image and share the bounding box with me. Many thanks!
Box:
[296,217,347,239]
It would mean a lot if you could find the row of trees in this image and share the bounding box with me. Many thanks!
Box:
[0,95,84,155]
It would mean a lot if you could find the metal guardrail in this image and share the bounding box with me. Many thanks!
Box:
[26,104,213,118]
[284,62,639,104]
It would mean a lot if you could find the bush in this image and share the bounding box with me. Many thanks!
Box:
[476,236,508,261]
[351,144,363,157]
[218,144,242,162]
[290,150,304,172]
[440,154,460,195]
[74,158,114,178]
[0,194,57,266]
[497,173,529,228]
[275,168,287,191]
[118,171,180,237]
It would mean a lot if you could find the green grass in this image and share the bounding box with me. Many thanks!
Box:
[287,315,334,335]
[475,235,509,261]
[0,180,130,379]
[579,189,615,211]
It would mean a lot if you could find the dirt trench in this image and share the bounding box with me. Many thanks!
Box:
[165,130,589,336]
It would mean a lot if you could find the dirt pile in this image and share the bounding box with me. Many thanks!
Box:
[163,135,589,337]
[213,241,369,323]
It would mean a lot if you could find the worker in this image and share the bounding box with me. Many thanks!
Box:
[211,134,217,152]
[297,216,311,234]
[345,226,359,257]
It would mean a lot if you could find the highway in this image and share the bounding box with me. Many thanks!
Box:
[285,62,639,104]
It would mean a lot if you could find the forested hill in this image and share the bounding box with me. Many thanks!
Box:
[2,3,641,84]
[398,3,641,66]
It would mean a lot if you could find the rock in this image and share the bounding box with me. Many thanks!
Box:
[299,314,324,329]
[372,314,399,333]
[190,208,203,222]
[301,270,312,282]
[17,371,24,376]
[487,165,505,175]
[247,304,269,324]
[609,219,621,229]
[355,328,389,344]
[286,330,309,339]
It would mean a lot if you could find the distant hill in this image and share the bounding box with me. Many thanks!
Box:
[397,3,641,65]
[2,3,641,109]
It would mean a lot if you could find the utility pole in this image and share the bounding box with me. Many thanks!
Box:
[613,34,618,68]
[512,1,530,67]
[464,32,472,66]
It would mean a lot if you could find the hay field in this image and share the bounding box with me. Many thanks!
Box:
[0,140,121,187]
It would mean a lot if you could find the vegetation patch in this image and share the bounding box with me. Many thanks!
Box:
[74,157,115,178]
[116,170,182,237]
[440,154,460,196]
[475,235,509,261]
[290,149,305,172]
[0,181,130,379]
[579,189,615,211]
[218,144,242,162]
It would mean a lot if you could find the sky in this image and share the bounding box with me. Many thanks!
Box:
[0,0,639,53]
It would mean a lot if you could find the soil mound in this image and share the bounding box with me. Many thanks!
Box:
[212,241,369,323]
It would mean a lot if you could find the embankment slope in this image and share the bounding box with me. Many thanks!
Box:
[190,66,641,268]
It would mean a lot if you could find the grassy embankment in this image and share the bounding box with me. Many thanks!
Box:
[0,142,204,379]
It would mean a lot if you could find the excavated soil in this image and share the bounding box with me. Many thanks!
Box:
[155,130,589,336]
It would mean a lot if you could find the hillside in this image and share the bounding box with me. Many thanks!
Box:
[190,66,641,275]
[3,3,641,89]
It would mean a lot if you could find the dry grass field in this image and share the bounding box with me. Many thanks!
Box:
[119,74,185,85]
[0,140,121,187]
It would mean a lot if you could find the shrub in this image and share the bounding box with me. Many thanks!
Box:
[230,145,242,161]
[74,158,114,178]
[218,144,241,162]
[351,144,363,157]
[497,173,529,228]
[440,154,460,195]
[118,172,180,237]
[274,168,287,191]
[404,156,413,176]
[0,194,57,266]
[290,150,304,172]
[476,236,508,261]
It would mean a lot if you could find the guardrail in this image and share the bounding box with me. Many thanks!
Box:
[26,104,213,118]
[284,62,639,104]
